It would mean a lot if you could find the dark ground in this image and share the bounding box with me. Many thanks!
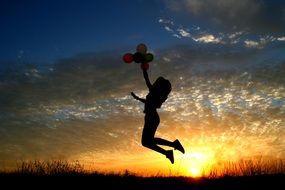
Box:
[1,173,285,190]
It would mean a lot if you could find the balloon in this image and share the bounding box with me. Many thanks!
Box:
[144,53,154,62]
[136,43,147,54]
[122,53,133,64]
[133,52,144,63]
[141,62,149,70]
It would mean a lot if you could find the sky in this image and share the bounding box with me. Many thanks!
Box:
[0,0,285,176]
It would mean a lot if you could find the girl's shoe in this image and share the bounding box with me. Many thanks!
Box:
[173,139,185,154]
[165,150,174,164]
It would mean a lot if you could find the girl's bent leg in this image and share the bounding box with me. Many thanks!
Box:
[154,138,185,154]
[141,138,174,164]
[141,137,167,155]
[154,137,174,147]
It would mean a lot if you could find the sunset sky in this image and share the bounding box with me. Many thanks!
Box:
[0,0,285,176]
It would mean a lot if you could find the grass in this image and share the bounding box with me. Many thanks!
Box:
[207,158,285,178]
[1,159,285,190]
[16,160,84,175]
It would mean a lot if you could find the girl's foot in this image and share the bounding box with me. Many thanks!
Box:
[165,150,174,164]
[173,139,185,154]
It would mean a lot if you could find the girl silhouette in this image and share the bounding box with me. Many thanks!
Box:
[131,69,185,164]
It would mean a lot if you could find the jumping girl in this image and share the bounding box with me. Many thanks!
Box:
[131,69,185,164]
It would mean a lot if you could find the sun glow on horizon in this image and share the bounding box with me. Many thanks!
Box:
[190,168,201,177]
[178,149,216,177]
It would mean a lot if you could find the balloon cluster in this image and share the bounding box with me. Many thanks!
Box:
[122,43,154,70]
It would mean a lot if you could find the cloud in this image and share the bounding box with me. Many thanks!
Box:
[158,18,223,43]
[173,34,182,39]
[244,40,261,48]
[163,0,285,34]
[277,36,285,41]
[164,26,173,32]
[177,28,191,37]
[158,15,282,48]
[0,44,276,115]
[244,35,276,49]
[159,18,192,39]
[227,31,244,44]
[192,34,222,44]
[244,40,260,48]
[228,31,244,39]
[159,1,285,49]
[158,14,285,49]
[158,18,174,25]
[162,57,171,62]
[0,50,140,111]
[1,46,285,169]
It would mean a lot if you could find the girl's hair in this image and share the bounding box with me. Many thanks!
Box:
[152,77,172,97]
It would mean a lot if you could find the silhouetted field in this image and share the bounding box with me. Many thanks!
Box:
[1,160,285,190]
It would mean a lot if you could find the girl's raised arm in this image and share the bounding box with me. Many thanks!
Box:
[143,70,152,90]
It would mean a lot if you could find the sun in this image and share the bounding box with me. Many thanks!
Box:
[179,150,216,177]
[189,167,201,177]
